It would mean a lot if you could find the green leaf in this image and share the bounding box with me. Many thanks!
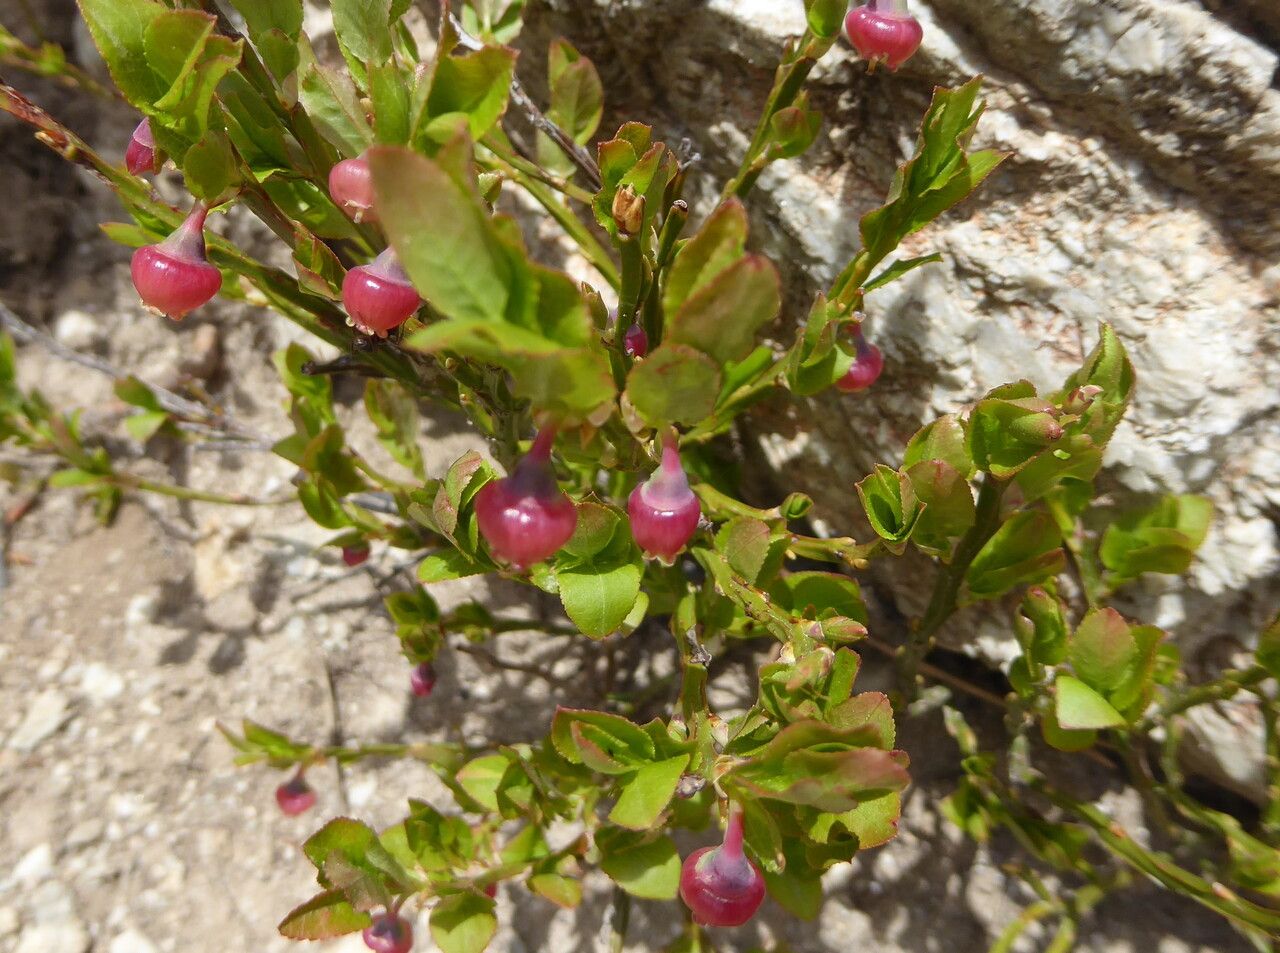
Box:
[527,871,582,908]
[666,255,781,366]
[903,414,974,477]
[805,0,847,37]
[773,572,869,626]
[1100,494,1212,581]
[764,858,823,919]
[369,145,513,323]
[905,460,976,556]
[456,754,509,812]
[418,549,487,584]
[1069,608,1136,694]
[858,78,1006,275]
[864,254,943,292]
[226,0,302,40]
[856,465,923,549]
[277,890,371,940]
[967,392,1063,479]
[662,201,748,317]
[426,46,517,141]
[183,130,239,204]
[1020,587,1068,666]
[1054,675,1124,730]
[76,0,168,108]
[369,61,413,145]
[716,518,776,585]
[332,0,394,68]
[299,60,374,156]
[609,755,689,830]
[626,344,722,427]
[364,379,424,478]
[965,511,1065,601]
[545,38,603,144]
[766,98,822,161]
[599,834,682,900]
[551,708,654,767]
[429,892,497,953]
[557,539,644,639]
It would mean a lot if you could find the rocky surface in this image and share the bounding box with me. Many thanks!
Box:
[0,1,1273,952]
[523,0,1280,670]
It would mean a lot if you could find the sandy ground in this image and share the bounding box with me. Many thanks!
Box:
[0,5,1260,953]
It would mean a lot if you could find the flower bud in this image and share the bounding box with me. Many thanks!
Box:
[623,322,649,358]
[362,911,413,953]
[330,153,377,223]
[343,248,421,337]
[125,118,160,176]
[475,429,578,569]
[130,204,222,320]
[628,436,701,562]
[275,774,316,817]
[410,662,437,698]
[342,544,370,567]
[612,185,645,237]
[679,805,766,927]
[836,326,884,392]
[845,0,924,71]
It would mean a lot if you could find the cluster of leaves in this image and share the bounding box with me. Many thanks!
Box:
[1,0,1276,950]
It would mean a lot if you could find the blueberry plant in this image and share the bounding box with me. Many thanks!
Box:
[2,0,1279,950]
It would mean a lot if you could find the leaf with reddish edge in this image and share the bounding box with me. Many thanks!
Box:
[278,890,371,940]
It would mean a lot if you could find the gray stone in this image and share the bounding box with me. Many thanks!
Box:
[53,309,105,352]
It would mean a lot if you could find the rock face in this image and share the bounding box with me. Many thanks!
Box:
[524,0,1280,659]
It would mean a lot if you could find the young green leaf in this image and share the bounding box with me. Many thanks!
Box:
[1054,675,1125,730]
[429,892,497,953]
[598,832,682,899]
[277,890,372,940]
[608,755,690,830]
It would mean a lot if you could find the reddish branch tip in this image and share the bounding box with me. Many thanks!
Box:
[845,1,924,71]
[330,153,378,224]
[343,248,421,337]
[130,205,222,320]
[274,775,316,817]
[125,118,159,176]
[628,435,701,562]
[475,429,578,569]
[679,805,766,927]
[362,912,413,953]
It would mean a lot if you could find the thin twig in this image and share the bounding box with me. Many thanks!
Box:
[448,13,602,190]
[0,302,272,443]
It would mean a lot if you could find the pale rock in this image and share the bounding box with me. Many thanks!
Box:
[7,689,71,752]
[13,921,90,953]
[53,309,105,351]
[0,906,19,938]
[79,663,125,703]
[109,929,160,953]
[12,843,54,886]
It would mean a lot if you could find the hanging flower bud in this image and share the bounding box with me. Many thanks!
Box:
[628,435,701,562]
[679,804,766,927]
[362,911,413,953]
[475,429,578,569]
[329,153,377,223]
[836,326,885,392]
[410,662,437,698]
[125,118,160,176]
[845,0,924,71]
[130,205,222,320]
[623,322,649,358]
[342,544,370,567]
[343,248,421,337]
[274,773,316,817]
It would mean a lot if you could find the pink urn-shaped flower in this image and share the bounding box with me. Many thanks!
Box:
[679,804,766,927]
[475,428,578,569]
[130,204,222,320]
[343,248,421,337]
[628,436,701,562]
[845,0,924,71]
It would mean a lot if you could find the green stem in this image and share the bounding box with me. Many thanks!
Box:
[1138,664,1271,731]
[721,30,834,201]
[120,475,289,507]
[988,901,1057,953]
[899,476,1007,698]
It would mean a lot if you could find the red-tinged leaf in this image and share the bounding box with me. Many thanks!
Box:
[278,890,371,940]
